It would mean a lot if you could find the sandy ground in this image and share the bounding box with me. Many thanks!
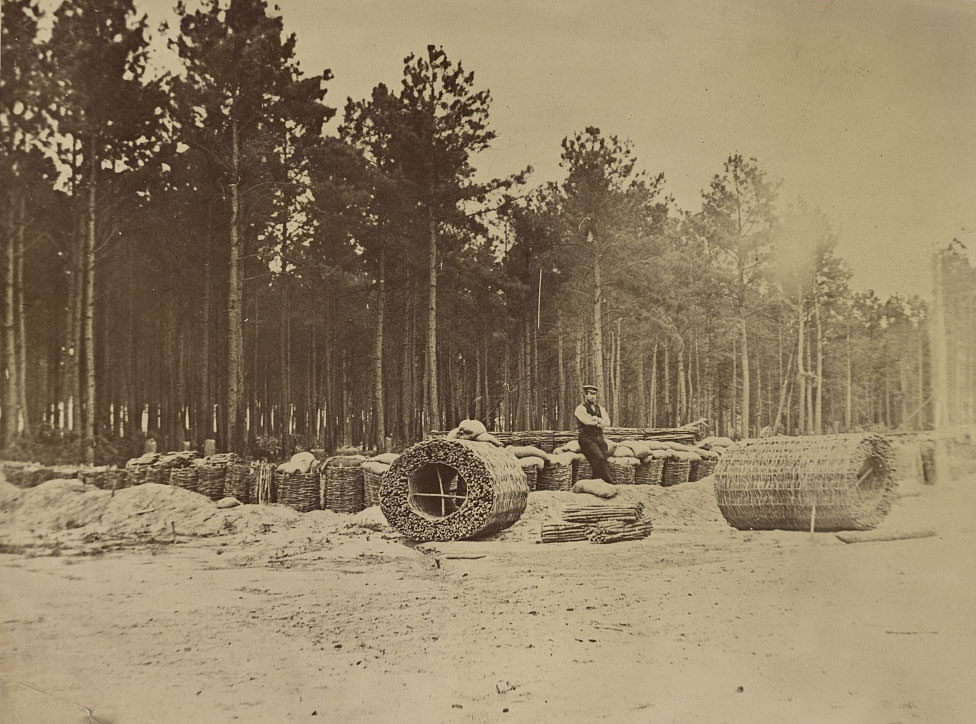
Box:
[1,460,974,724]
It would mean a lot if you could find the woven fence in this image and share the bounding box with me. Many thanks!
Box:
[380,438,528,542]
[713,434,895,531]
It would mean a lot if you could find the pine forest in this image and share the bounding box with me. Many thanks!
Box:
[2,0,975,464]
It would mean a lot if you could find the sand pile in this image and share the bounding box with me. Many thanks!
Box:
[0,469,728,553]
[490,477,727,543]
[0,478,353,553]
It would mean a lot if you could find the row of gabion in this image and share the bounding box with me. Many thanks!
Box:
[522,454,717,492]
[15,453,379,515]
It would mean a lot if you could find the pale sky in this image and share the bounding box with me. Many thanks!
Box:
[138,0,976,299]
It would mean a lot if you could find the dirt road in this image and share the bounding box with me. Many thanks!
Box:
[1,473,974,724]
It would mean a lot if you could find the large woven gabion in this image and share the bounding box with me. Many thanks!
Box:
[575,458,593,482]
[713,434,896,531]
[224,463,255,504]
[196,465,226,500]
[635,457,664,485]
[608,457,639,485]
[380,439,528,542]
[324,455,366,513]
[361,461,390,507]
[276,471,320,512]
[537,460,573,491]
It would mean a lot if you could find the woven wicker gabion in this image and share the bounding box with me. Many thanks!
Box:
[380,439,528,542]
[713,434,896,531]
[196,465,226,500]
[662,456,692,486]
[635,457,664,485]
[608,457,639,485]
[694,452,718,480]
[170,467,199,493]
[276,471,320,512]
[575,458,593,482]
[519,462,538,492]
[324,455,366,513]
[538,461,573,491]
[224,463,255,504]
[361,461,390,507]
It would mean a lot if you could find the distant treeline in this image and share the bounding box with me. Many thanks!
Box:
[2,0,974,464]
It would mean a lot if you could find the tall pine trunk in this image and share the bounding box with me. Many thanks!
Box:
[373,245,386,449]
[814,295,823,434]
[2,193,16,445]
[82,136,97,464]
[15,193,28,436]
[589,230,605,394]
[796,300,806,435]
[226,119,244,452]
[739,318,750,438]
[424,206,438,433]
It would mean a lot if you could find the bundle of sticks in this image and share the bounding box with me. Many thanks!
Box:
[562,501,645,523]
[541,500,653,544]
[587,519,655,544]
[540,522,590,543]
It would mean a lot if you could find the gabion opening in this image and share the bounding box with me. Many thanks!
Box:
[408,462,468,519]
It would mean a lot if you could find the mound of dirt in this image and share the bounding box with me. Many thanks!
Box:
[0,470,728,553]
[490,477,727,543]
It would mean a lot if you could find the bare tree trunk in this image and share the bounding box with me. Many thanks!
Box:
[2,195,17,446]
[82,136,97,464]
[796,299,806,435]
[372,245,386,449]
[279,275,291,453]
[557,311,567,428]
[846,323,853,431]
[814,295,823,434]
[636,345,646,425]
[771,343,796,435]
[574,323,584,401]
[15,193,28,436]
[649,343,658,426]
[425,201,439,433]
[499,340,510,432]
[663,344,671,426]
[676,339,686,426]
[613,318,621,423]
[198,204,212,442]
[589,230,605,394]
[740,319,750,439]
[226,119,244,453]
[518,317,530,428]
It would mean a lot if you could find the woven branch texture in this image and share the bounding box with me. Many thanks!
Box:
[713,434,895,531]
[380,438,528,542]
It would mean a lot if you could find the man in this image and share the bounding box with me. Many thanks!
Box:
[574,384,615,484]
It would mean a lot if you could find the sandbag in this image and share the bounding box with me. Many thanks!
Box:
[507,445,554,464]
[572,478,618,499]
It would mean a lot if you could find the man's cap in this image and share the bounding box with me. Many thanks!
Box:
[582,384,598,393]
